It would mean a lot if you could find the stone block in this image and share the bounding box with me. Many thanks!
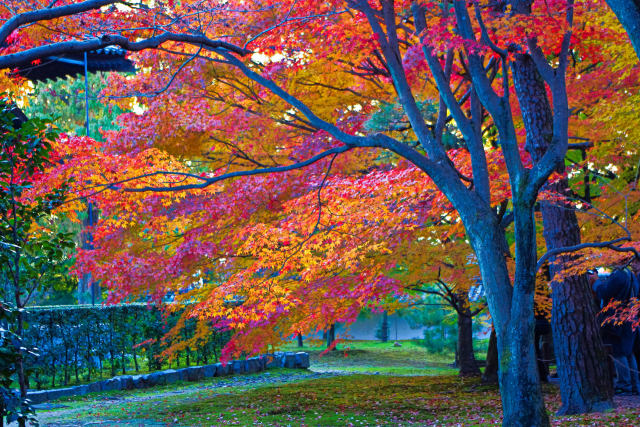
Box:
[47,387,76,401]
[185,366,204,381]
[284,352,296,369]
[27,390,48,405]
[73,385,90,396]
[115,375,134,390]
[175,368,188,382]
[247,357,259,373]
[87,381,102,393]
[162,369,181,384]
[232,360,245,374]
[265,353,281,369]
[255,356,264,371]
[295,352,310,369]
[131,375,145,389]
[100,378,122,392]
[216,362,229,376]
[146,372,166,386]
[202,364,217,378]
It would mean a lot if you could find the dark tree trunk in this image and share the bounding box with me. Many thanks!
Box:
[109,329,115,377]
[74,350,79,383]
[482,328,499,384]
[381,311,389,343]
[542,197,615,413]
[606,0,640,60]
[512,50,614,414]
[466,212,549,426]
[457,312,480,377]
[498,206,549,427]
[297,333,303,348]
[64,347,69,386]
[85,332,92,382]
[326,324,336,350]
[133,347,139,372]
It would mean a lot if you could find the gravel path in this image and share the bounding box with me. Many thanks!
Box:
[26,371,343,427]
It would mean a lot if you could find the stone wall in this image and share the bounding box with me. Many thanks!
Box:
[27,351,310,404]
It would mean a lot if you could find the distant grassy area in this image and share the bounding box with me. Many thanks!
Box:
[279,339,470,375]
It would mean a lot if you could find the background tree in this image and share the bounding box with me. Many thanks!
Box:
[0,103,73,426]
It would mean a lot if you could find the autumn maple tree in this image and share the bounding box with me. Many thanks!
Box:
[2,1,640,426]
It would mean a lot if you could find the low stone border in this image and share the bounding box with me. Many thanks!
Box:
[27,351,310,404]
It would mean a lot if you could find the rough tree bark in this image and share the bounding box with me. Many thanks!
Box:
[511,50,614,413]
[606,0,640,60]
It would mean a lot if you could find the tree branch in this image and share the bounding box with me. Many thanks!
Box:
[0,0,118,47]
[536,236,638,273]
[0,33,250,70]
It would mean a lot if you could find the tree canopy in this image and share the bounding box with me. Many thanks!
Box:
[1,1,639,425]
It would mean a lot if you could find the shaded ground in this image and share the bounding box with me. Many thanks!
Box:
[30,341,640,426]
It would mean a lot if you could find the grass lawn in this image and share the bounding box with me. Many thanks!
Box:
[33,341,640,426]
[36,371,640,426]
[279,339,460,375]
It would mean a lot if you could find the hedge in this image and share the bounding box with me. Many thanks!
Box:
[23,304,230,390]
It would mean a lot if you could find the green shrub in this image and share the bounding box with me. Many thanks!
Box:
[23,304,230,389]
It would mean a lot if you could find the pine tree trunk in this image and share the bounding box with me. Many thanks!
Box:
[457,312,480,376]
[541,193,615,413]
[511,50,614,414]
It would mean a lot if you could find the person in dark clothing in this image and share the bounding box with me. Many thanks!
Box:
[593,268,640,395]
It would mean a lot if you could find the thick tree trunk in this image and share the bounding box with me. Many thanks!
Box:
[512,51,614,414]
[467,214,549,426]
[457,312,480,377]
[541,194,615,413]
[482,328,499,384]
[606,0,640,60]
[297,333,303,348]
[500,206,549,426]
[497,324,548,426]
